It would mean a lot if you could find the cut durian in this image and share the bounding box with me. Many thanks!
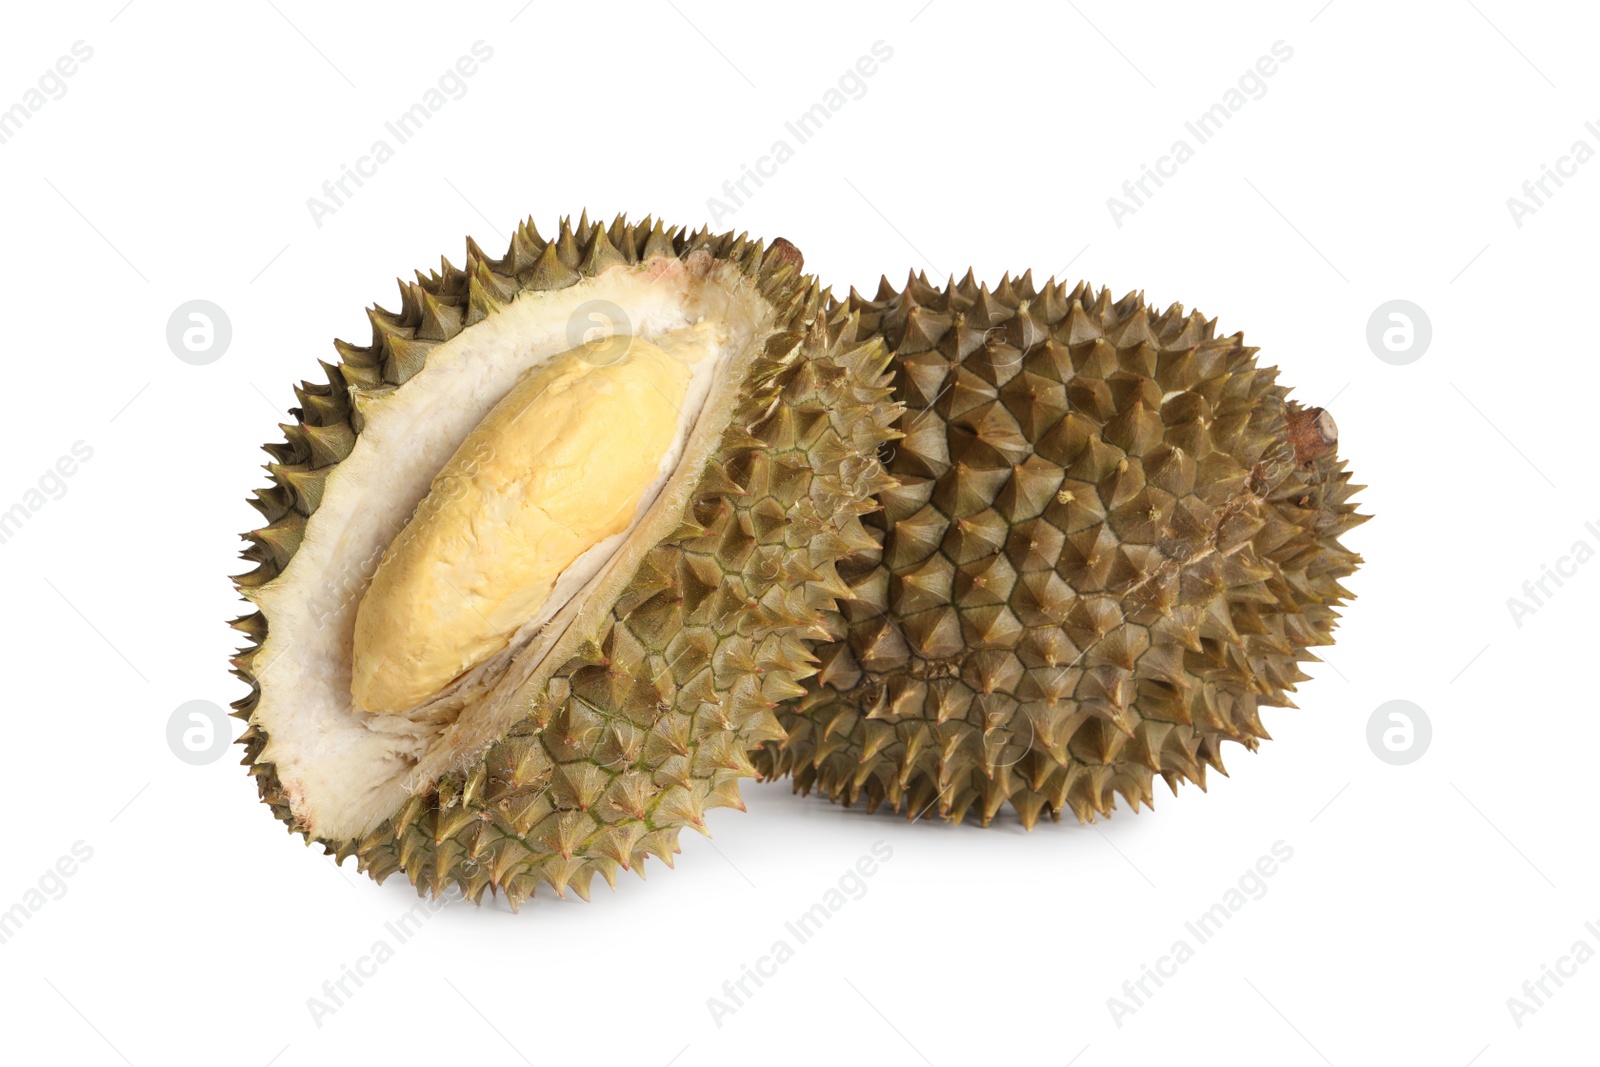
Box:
[350,332,701,713]
[231,215,899,904]
[755,272,1366,827]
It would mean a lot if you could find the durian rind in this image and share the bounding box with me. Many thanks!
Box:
[232,214,900,905]
[755,270,1365,828]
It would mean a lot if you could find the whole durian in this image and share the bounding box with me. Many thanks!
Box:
[231,214,899,905]
[755,271,1365,827]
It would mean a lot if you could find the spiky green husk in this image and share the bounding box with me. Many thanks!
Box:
[756,271,1365,827]
[231,214,900,905]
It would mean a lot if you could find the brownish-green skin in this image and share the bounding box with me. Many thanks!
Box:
[231,215,901,906]
[756,272,1365,827]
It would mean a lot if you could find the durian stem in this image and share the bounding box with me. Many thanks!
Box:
[1286,406,1338,466]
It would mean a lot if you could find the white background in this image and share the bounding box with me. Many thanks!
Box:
[1,2,1595,1064]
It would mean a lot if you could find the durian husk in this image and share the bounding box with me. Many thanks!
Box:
[755,271,1366,827]
[230,214,900,905]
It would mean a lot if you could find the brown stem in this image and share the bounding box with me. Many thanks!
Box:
[1287,406,1338,465]
[767,237,803,274]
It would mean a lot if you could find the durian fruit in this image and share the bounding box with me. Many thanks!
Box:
[756,272,1365,827]
[231,214,899,905]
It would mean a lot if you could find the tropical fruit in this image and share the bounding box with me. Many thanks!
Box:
[755,271,1365,827]
[230,214,899,905]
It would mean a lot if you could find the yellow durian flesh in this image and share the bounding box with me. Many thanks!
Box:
[350,334,692,713]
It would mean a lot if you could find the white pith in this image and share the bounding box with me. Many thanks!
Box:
[248,260,775,840]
